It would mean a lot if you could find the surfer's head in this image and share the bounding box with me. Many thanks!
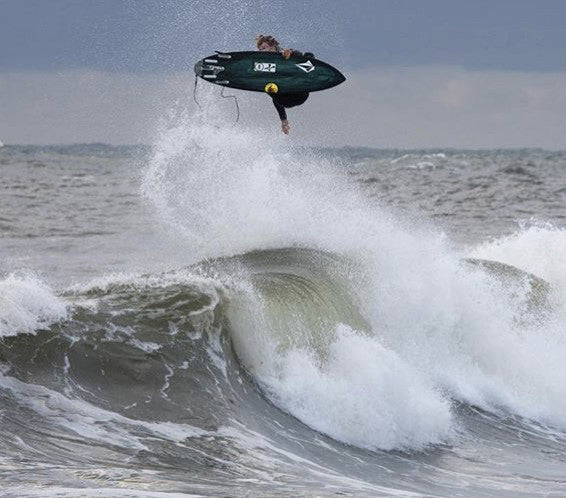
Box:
[256,34,280,52]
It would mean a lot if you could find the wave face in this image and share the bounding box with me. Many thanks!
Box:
[2,122,566,495]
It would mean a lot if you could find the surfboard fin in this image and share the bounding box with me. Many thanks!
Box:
[214,51,232,59]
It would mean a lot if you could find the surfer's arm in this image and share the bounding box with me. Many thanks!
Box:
[272,98,287,121]
[282,48,294,59]
[271,98,290,134]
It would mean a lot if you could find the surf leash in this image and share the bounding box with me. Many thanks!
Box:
[193,75,240,126]
[220,86,240,126]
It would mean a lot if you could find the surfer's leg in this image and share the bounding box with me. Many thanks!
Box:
[293,92,309,107]
[284,92,309,108]
[273,92,309,110]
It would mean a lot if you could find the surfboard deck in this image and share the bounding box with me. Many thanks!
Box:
[194,51,346,94]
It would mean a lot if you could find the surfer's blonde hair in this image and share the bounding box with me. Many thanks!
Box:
[255,34,280,50]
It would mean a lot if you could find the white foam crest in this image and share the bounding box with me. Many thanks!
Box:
[0,274,69,337]
[364,252,566,428]
[258,325,453,451]
[470,223,566,293]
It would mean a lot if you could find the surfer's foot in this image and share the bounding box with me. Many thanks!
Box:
[281,120,290,135]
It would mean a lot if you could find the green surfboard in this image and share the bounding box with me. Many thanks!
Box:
[194,51,346,95]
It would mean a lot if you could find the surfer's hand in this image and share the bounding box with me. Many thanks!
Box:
[282,48,292,60]
[281,120,290,134]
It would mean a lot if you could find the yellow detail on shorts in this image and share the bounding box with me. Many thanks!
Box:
[265,83,278,94]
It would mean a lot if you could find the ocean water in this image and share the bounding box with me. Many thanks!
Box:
[2,116,566,496]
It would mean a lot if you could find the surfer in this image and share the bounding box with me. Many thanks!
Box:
[256,35,310,135]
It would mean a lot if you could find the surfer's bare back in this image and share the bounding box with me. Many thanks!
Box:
[256,35,311,135]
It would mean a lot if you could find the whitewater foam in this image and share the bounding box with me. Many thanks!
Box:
[261,324,453,451]
[0,274,69,337]
[471,223,566,294]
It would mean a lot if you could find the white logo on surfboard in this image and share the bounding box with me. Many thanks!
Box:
[254,62,276,72]
[296,60,315,73]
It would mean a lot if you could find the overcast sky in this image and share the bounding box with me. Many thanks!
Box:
[2,0,566,148]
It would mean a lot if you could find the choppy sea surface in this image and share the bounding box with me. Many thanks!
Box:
[1,125,566,496]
